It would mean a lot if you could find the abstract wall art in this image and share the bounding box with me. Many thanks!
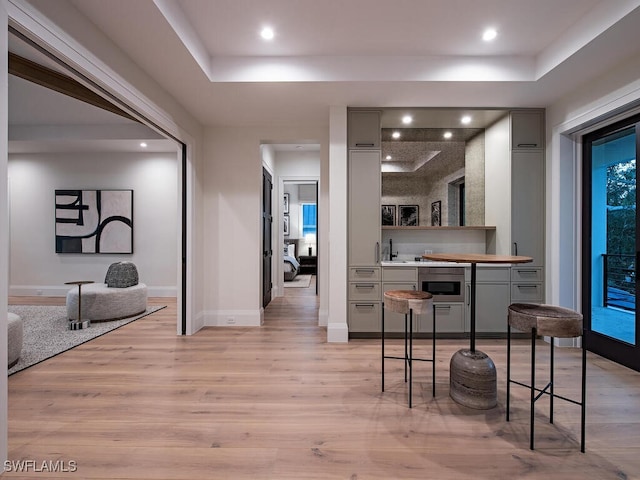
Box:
[55,189,134,254]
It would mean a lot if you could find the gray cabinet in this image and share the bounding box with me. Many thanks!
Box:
[511,266,544,304]
[348,140,382,334]
[511,110,543,149]
[512,150,544,265]
[510,109,545,304]
[433,302,465,333]
[348,110,381,149]
[465,267,511,334]
[348,267,381,333]
[348,150,381,266]
[382,267,418,333]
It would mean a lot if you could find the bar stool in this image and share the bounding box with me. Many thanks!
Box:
[382,290,435,408]
[506,303,586,452]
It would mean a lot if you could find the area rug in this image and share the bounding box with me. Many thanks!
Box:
[7,304,165,375]
[283,274,312,288]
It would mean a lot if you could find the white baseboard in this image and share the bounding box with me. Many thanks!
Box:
[327,322,349,342]
[10,285,177,297]
[203,309,262,327]
[318,308,329,327]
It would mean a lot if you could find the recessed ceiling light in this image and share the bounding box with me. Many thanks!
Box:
[386,155,392,160]
[482,28,497,42]
[140,142,148,148]
[402,115,413,125]
[261,26,275,40]
[443,132,453,139]
[392,131,401,139]
[461,115,472,125]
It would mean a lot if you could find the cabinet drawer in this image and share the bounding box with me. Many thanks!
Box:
[349,282,381,301]
[349,267,381,281]
[511,267,543,282]
[382,267,417,282]
[511,283,544,303]
[474,266,511,282]
[432,303,465,333]
[349,302,381,332]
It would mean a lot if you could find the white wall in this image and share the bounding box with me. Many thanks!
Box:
[8,151,178,296]
[546,51,640,310]
[202,126,328,327]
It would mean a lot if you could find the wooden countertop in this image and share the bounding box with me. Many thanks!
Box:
[422,253,533,264]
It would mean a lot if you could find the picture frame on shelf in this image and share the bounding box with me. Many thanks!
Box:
[381,205,396,226]
[431,200,442,226]
[399,205,419,226]
[283,193,290,214]
[284,214,290,236]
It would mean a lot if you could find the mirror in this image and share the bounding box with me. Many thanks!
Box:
[380,108,508,227]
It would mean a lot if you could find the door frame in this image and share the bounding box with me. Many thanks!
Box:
[279,176,320,297]
[581,113,640,371]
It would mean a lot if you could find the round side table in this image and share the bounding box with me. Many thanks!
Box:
[65,280,94,330]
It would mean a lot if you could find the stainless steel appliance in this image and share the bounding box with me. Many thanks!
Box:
[418,266,465,302]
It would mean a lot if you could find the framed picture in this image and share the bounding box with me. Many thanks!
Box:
[55,189,134,253]
[284,214,290,236]
[381,205,396,226]
[283,193,290,214]
[399,205,419,226]
[431,200,442,226]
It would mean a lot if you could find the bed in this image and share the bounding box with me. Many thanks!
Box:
[284,240,300,281]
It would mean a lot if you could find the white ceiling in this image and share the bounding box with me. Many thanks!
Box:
[11,0,640,133]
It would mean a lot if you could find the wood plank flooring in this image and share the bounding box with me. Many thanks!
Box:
[6,283,640,479]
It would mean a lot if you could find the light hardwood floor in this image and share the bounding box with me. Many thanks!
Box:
[6,282,640,479]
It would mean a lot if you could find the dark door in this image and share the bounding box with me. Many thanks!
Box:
[262,168,273,307]
[583,114,640,371]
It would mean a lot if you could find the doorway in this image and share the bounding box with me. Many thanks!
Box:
[582,113,640,371]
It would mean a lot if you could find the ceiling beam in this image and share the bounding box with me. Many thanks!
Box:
[8,52,138,122]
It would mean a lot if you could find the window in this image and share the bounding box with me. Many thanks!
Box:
[301,203,317,236]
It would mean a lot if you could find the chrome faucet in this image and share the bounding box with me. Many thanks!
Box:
[389,238,398,260]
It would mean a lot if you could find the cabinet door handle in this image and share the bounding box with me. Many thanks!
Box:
[516,285,538,289]
[355,269,375,274]
[466,285,471,305]
[517,269,537,274]
[513,242,518,256]
[355,284,375,289]
[517,143,538,148]
[355,303,376,308]
[434,305,451,311]
[355,143,375,147]
[376,242,380,264]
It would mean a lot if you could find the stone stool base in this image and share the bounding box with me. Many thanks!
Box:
[450,348,497,409]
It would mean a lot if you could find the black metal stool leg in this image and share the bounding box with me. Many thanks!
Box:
[581,335,587,453]
[404,313,408,383]
[530,327,536,450]
[432,304,436,398]
[550,337,555,425]
[381,301,385,392]
[506,323,511,421]
[408,308,413,408]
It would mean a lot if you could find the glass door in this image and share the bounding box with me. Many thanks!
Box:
[583,114,640,371]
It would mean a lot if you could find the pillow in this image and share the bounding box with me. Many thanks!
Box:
[287,244,296,257]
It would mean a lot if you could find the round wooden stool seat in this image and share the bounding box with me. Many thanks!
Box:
[508,303,583,338]
[383,290,433,315]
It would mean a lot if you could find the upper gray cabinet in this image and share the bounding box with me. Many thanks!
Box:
[511,110,544,149]
[348,110,381,149]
